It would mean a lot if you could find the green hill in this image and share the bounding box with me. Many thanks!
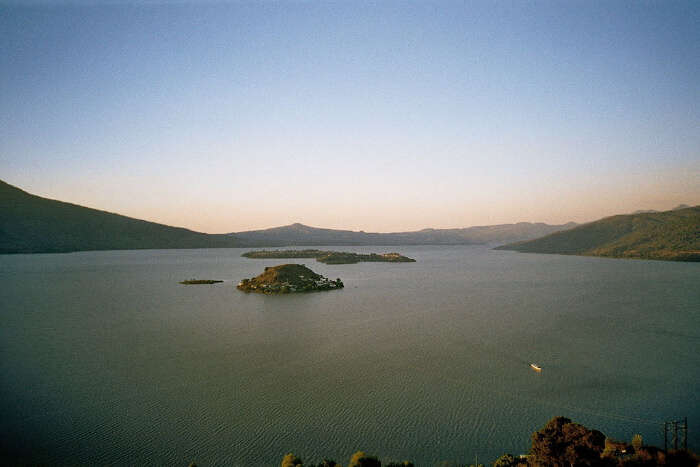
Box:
[0,180,242,254]
[495,206,700,261]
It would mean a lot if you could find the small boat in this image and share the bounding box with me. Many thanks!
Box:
[530,363,542,372]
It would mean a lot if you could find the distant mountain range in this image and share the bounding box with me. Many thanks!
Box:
[631,204,690,214]
[231,221,578,246]
[6,179,697,259]
[0,180,577,254]
[496,206,700,261]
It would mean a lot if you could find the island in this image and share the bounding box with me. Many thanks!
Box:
[242,249,416,264]
[180,279,224,285]
[237,264,344,294]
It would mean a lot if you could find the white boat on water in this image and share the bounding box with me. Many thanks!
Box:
[530,363,542,371]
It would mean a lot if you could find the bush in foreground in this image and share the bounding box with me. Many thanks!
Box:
[275,416,698,467]
[348,451,381,467]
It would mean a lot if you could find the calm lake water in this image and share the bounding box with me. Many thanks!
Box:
[1,246,698,466]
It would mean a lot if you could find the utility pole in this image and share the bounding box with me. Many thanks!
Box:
[663,418,688,451]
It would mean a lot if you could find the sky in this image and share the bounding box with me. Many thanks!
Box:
[1,0,699,233]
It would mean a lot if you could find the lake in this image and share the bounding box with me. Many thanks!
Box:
[1,246,698,466]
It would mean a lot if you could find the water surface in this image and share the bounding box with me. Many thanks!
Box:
[1,246,698,465]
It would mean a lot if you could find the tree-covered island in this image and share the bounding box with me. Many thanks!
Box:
[242,249,416,264]
[237,264,343,294]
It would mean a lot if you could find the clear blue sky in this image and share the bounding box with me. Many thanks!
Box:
[1,1,698,232]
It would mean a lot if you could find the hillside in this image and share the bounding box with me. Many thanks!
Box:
[496,206,700,261]
[1,180,578,254]
[0,180,242,254]
[232,221,577,246]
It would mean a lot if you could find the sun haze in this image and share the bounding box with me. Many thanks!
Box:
[1,1,698,233]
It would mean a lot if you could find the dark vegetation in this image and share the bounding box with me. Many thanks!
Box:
[280,451,412,467]
[319,251,414,264]
[179,279,223,285]
[237,264,343,294]
[0,180,242,254]
[495,206,700,262]
[243,249,327,259]
[242,249,416,264]
[522,416,698,467]
[272,417,697,467]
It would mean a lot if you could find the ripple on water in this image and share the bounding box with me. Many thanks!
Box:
[1,247,698,465]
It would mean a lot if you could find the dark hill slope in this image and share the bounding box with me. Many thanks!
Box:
[0,180,241,254]
[496,206,700,261]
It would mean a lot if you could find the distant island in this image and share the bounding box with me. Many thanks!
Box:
[179,279,223,285]
[496,205,700,262]
[237,264,343,294]
[242,249,416,264]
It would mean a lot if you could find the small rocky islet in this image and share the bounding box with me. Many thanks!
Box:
[242,249,416,264]
[237,264,343,294]
[179,279,224,285]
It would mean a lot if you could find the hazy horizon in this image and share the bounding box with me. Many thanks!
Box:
[2,1,699,233]
[4,177,698,235]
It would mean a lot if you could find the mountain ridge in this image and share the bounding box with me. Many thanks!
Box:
[495,206,700,261]
[0,180,243,254]
[231,221,578,246]
[1,179,575,253]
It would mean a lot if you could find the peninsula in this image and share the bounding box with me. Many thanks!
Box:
[242,249,416,264]
[237,264,344,294]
